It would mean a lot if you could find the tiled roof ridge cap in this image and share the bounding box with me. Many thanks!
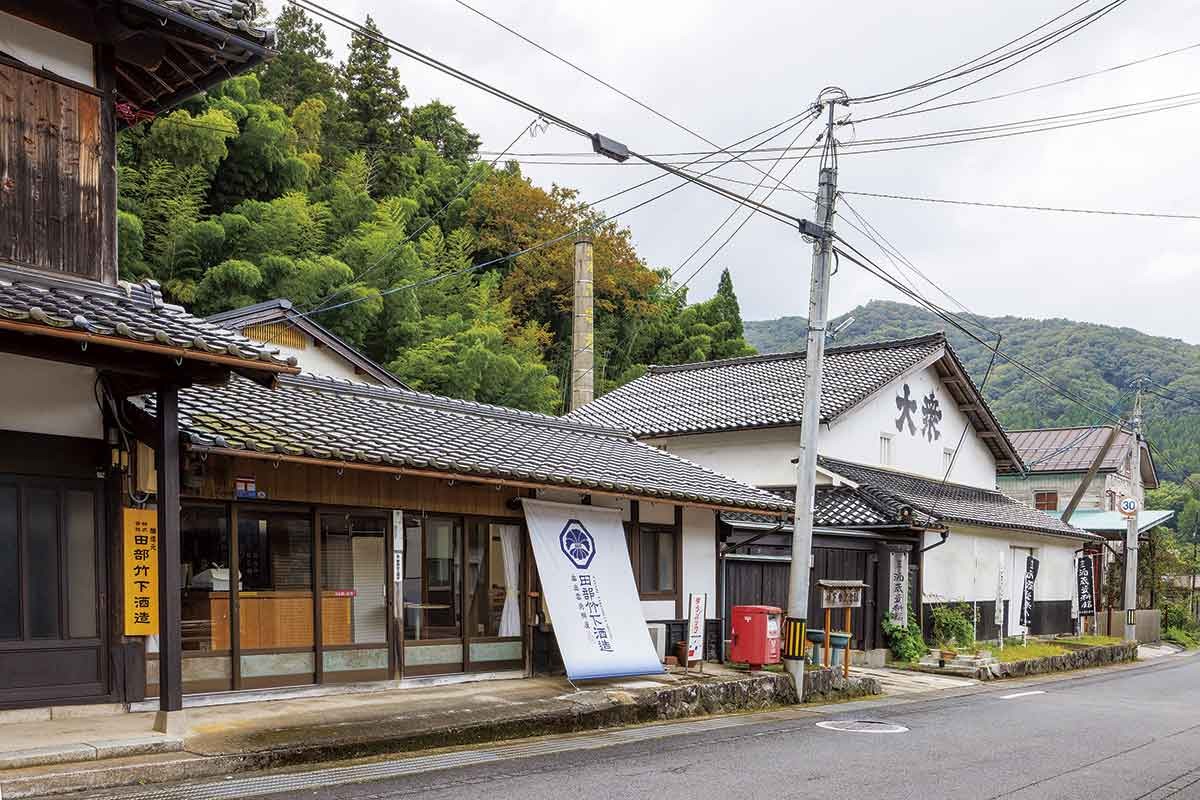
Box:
[645,331,946,374]
[281,373,638,438]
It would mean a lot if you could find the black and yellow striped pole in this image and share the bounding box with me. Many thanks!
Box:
[782,617,807,661]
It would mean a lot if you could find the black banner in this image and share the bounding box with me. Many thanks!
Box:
[1020,555,1040,628]
[1077,557,1096,617]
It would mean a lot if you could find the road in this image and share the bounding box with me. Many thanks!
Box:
[98,654,1200,800]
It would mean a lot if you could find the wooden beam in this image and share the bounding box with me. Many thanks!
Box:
[186,445,789,518]
[156,385,183,713]
[0,319,299,374]
[1062,425,1122,524]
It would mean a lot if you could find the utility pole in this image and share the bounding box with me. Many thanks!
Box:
[1124,383,1143,643]
[784,94,842,697]
[569,234,595,411]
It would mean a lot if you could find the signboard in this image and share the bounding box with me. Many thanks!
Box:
[819,580,866,609]
[1019,555,1040,628]
[686,593,707,662]
[887,550,909,625]
[392,510,404,583]
[123,508,159,636]
[522,499,663,680]
[1076,556,1096,617]
[994,557,1007,627]
[1119,497,1138,518]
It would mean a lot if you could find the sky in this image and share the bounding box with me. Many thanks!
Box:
[276,0,1200,344]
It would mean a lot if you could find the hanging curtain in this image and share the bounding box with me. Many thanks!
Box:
[498,525,521,637]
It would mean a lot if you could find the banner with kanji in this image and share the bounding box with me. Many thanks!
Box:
[123,508,159,636]
[522,499,662,680]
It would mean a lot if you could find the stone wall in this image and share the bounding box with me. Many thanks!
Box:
[801,668,883,703]
[986,642,1138,679]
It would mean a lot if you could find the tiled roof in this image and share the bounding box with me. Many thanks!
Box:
[820,457,1098,540]
[722,484,913,530]
[567,334,946,436]
[140,374,791,513]
[1009,426,1129,473]
[156,0,275,45]
[0,270,297,371]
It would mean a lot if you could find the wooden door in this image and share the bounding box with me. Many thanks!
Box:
[0,476,108,706]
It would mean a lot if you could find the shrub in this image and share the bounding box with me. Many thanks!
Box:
[1162,602,1194,632]
[929,603,975,650]
[1164,626,1199,649]
[881,613,928,663]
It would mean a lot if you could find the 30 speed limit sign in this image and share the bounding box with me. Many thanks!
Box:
[1118,497,1138,518]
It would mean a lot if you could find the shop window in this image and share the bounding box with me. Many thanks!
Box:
[178,505,233,694]
[321,514,387,645]
[26,488,60,639]
[1034,491,1058,511]
[0,486,18,640]
[237,510,314,688]
[639,526,677,595]
[403,515,463,641]
[466,522,522,639]
[65,490,97,639]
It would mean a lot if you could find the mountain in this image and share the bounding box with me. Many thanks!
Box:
[744,300,1200,481]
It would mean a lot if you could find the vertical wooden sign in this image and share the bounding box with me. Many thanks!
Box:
[123,507,159,636]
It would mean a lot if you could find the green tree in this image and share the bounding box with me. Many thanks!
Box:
[256,5,337,112]
[407,100,480,164]
[343,15,409,192]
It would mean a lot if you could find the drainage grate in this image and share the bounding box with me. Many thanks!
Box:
[84,713,770,800]
[815,720,909,734]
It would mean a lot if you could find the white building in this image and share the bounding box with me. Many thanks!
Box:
[571,333,1101,649]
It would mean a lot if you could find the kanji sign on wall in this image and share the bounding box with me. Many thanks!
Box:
[123,508,159,636]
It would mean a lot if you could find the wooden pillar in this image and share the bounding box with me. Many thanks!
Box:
[156,386,183,714]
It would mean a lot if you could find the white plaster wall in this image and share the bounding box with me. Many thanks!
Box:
[922,525,1079,604]
[823,365,997,488]
[245,332,385,385]
[0,352,102,439]
[639,500,676,526]
[646,427,799,487]
[641,600,676,620]
[681,506,717,609]
[648,365,998,491]
[0,11,94,85]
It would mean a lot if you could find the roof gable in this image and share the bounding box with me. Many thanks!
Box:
[207,299,408,389]
[568,332,1022,471]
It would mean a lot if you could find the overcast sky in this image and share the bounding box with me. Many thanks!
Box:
[279,0,1200,344]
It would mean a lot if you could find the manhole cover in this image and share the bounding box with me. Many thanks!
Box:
[816,720,909,734]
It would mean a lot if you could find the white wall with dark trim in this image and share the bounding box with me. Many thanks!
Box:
[0,352,102,439]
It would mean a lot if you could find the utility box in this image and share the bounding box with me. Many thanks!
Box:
[729,605,782,670]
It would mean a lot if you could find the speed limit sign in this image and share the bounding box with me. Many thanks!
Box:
[1118,497,1138,518]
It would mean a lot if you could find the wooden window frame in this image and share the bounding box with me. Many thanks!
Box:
[1033,491,1059,512]
[879,433,895,466]
[625,502,683,611]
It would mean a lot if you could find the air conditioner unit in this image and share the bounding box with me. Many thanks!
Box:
[646,623,668,661]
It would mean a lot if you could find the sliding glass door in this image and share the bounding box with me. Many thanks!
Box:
[402,515,464,675]
[320,513,390,683]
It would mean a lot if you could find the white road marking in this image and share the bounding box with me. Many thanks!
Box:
[999,690,1046,699]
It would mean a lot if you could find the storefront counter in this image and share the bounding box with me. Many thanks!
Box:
[182,591,354,650]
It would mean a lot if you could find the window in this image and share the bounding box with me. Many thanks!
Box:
[1034,491,1059,511]
[943,448,955,476]
[879,433,895,466]
[638,526,677,595]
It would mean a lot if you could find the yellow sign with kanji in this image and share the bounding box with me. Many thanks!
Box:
[123,508,159,636]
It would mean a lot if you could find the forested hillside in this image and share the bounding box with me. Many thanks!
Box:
[116,8,753,414]
[745,300,1200,481]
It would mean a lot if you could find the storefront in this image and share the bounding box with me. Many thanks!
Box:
[139,454,534,696]
[127,373,789,704]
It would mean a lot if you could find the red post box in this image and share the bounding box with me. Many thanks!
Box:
[729,605,782,670]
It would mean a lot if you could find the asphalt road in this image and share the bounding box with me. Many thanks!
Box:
[256,655,1200,800]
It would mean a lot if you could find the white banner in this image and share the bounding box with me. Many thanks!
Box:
[888,550,909,625]
[522,499,663,680]
[995,556,1007,627]
[686,593,707,662]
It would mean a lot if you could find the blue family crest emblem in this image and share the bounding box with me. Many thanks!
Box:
[559,519,596,569]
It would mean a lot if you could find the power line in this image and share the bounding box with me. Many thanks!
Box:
[450,0,821,223]
[304,110,823,320]
[846,0,1119,105]
[840,190,1200,222]
[831,237,1125,426]
[290,0,803,227]
[850,0,1128,120]
[864,39,1200,122]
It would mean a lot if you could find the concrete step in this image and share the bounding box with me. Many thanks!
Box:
[0,750,240,799]
[0,735,182,772]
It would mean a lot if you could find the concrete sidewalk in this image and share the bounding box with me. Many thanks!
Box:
[0,666,797,799]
